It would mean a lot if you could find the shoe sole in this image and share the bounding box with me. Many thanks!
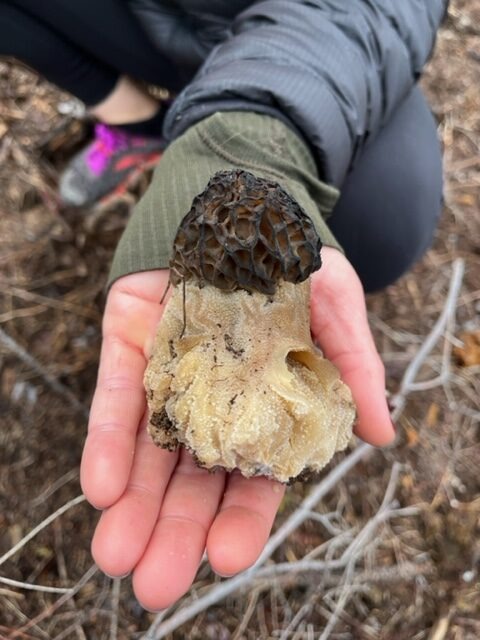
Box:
[93,152,162,210]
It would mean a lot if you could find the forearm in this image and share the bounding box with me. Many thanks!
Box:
[163,0,448,186]
[109,111,340,286]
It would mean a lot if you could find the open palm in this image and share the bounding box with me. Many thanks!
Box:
[80,247,394,611]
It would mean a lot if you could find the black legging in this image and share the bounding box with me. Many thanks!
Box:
[0,0,185,105]
[328,86,443,291]
[0,1,443,292]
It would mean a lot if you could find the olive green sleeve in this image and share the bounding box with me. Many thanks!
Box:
[108,111,342,287]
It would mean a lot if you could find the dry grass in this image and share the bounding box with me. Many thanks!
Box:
[0,2,479,638]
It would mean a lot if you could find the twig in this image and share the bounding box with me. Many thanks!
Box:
[340,463,402,563]
[274,633,321,640]
[390,258,465,420]
[110,579,121,640]
[0,596,50,639]
[302,528,354,562]
[0,576,70,595]
[273,466,408,639]
[141,608,170,639]
[5,286,99,321]
[278,469,413,640]
[338,561,433,586]
[258,444,372,566]
[257,598,269,639]
[0,494,86,568]
[54,521,87,640]
[302,511,344,536]
[428,611,453,640]
[0,628,37,640]
[7,564,98,640]
[30,468,79,508]
[0,305,46,323]
[50,616,89,640]
[145,259,465,639]
[231,586,261,640]
[0,326,89,419]
[269,583,280,631]
[257,558,347,580]
[0,588,24,600]
[368,314,422,345]
[266,560,432,592]
[318,465,403,640]
[50,609,118,640]
[279,595,315,640]
[143,444,372,638]
[404,304,460,393]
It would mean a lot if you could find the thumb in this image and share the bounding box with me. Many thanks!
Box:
[310,248,395,447]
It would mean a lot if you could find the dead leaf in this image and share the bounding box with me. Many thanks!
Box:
[454,330,480,367]
[285,546,298,563]
[426,402,440,428]
[401,474,414,491]
[428,613,452,640]
[406,424,420,447]
[456,193,476,206]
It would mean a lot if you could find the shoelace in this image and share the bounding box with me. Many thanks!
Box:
[87,124,129,175]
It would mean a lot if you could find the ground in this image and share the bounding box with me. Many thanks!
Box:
[0,2,479,638]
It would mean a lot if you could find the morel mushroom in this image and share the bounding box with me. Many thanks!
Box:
[144,170,355,483]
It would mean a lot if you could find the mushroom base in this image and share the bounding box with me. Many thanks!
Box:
[144,280,355,483]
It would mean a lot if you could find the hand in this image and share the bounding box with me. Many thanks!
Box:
[80,246,394,611]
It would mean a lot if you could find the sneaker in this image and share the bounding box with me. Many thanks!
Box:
[59,123,165,207]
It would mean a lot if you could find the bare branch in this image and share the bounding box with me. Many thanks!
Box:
[231,586,261,640]
[110,579,121,640]
[7,564,98,640]
[140,260,466,639]
[0,575,70,594]
[318,464,403,640]
[54,520,88,640]
[390,258,465,420]
[30,468,79,508]
[143,444,372,638]
[0,494,86,568]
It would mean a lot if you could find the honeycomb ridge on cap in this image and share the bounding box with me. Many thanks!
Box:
[170,169,322,295]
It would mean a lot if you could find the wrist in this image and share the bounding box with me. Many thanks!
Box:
[108,112,343,289]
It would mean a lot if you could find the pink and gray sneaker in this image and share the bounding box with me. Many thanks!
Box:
[59,123,165,207]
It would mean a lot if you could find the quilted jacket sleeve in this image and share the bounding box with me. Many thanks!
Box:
[163,0,449,186]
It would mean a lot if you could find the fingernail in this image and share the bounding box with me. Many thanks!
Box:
[142,605,167,614]
[104,570,130,579]
[215,570,237,578]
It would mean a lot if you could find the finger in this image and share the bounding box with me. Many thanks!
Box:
[207,472,285,577]
[132,449,226,612]
[109,270,171,304]
[103,270,170,359]
[91,422,178,578]
[81,334,147,508]
[310,250,394,446]
[81,272,169,509]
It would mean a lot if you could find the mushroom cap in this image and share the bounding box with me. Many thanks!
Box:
[170,169,322,295]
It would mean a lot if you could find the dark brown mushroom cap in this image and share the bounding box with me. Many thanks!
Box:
[170,169,322,295]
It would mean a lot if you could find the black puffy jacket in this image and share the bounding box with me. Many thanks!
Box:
[128,0,449,186]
